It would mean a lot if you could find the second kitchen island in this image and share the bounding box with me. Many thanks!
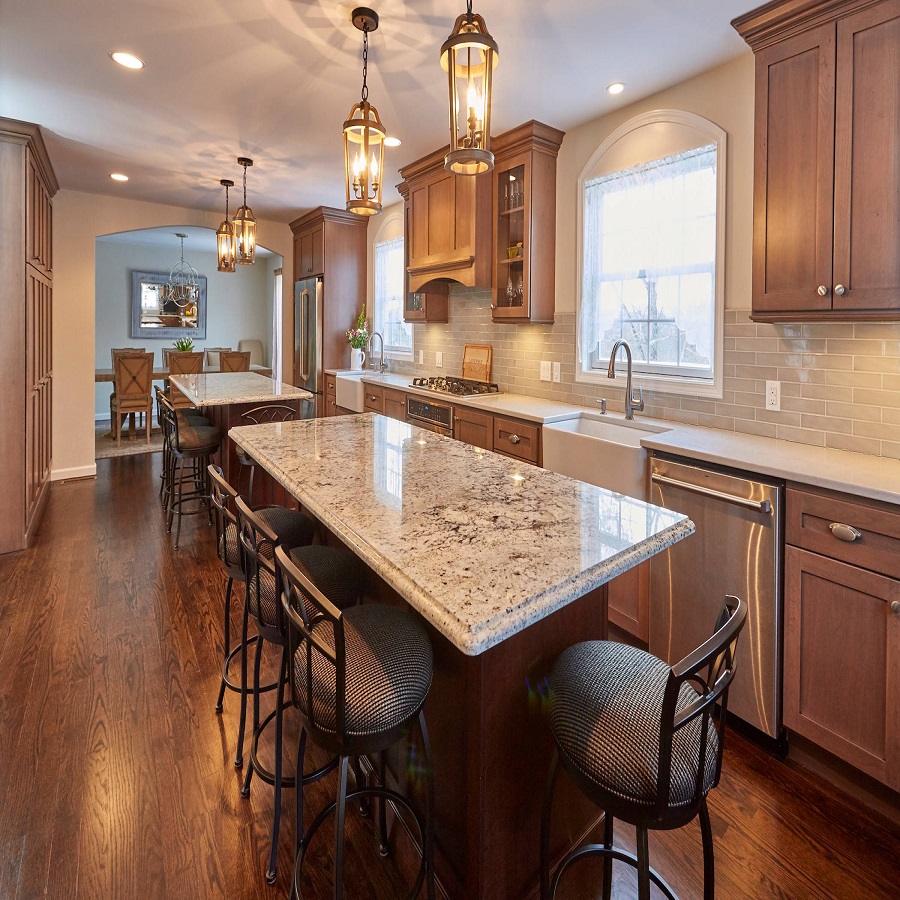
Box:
[230,414,693,899]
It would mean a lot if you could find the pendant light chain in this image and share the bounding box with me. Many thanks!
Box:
[361,23,369,102]
[224,182,229,219]
[241,161,248,209]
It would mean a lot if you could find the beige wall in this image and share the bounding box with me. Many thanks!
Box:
[52,190,293,479]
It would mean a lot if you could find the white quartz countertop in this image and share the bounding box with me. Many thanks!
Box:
[170,372,314,407]
[229,414,693,655]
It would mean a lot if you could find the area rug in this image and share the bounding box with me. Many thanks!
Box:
[95,418,164,459]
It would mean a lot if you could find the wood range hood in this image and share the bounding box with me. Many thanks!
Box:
[396,144,492,293]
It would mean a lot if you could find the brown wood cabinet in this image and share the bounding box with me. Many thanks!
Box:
[397,146,492,296]
[784,484,900,789]
[289,208,367,395]
[492,415,541,466]
[0,118,57,555]
[734,0,900,321]
[491,121,564,324]
[382,387,408,422]
[362,383,384,414]
[403,283,449,324]
[453,406,493,451]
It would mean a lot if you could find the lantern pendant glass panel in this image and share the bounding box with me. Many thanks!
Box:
[344,99,385,216]
[233,157,257,265]
[217,179,236,273]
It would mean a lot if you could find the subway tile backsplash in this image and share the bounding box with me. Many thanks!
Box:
[389,287,900,459]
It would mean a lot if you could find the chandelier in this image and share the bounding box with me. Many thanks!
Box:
[161,233,199,309]
[441,0,498,175]
[233,157,257,264]
[343,7,386,216]
[216,178,237,273]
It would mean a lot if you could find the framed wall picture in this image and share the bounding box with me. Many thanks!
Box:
[130,270,208,340]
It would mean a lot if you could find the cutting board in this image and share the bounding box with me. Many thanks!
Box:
[462,344,492,382]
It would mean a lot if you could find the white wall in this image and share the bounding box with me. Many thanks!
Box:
[94,237,274,417]
[53,190,293,480]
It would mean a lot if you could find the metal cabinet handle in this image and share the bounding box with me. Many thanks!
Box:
[829,522,861,542]
[817,285,829,297]
[891,601,900,614]
[651,473,772,513]
[509,434,521,444]
[834,284,847,296]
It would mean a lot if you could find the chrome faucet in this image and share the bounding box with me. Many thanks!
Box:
[368,331,387,373]
[607,340,644,420]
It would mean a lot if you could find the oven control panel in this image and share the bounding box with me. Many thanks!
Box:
[407,396,453,433]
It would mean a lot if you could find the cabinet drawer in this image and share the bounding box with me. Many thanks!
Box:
[786,485,900,579]
[493,416,540,464]
[325,374,337,397]
[363,384,384,414]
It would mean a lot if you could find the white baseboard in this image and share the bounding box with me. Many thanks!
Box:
[51,464,97,482]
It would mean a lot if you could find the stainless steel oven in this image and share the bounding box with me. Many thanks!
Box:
[406,396,453,437]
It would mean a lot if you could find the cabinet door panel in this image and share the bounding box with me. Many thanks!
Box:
[427,176,454,256]
[753,25,835,313]
[784,545,899,788]
[833,0,900,311]
[383,388,407,422]
[453,407,493,451]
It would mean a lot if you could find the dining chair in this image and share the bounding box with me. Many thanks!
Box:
[108,347,146,429]
[110,352,154,446]
[167,351,205,409]
[219,350,251,372]
[205,346,232,368]
[238,339,264,366]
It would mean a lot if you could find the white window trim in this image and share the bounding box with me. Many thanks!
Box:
[575,109,727,399]
[372,212,412,360]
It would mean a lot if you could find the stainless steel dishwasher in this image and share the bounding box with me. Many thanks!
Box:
[649,454,784,740]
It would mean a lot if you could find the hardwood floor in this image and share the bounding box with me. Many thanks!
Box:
[0,453,896,899]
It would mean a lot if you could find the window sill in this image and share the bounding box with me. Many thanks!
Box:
[577,368,723,400]
[385,349,413,361]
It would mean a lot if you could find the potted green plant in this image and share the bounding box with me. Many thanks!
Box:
[173,337,194,352]
[346,306,369,371]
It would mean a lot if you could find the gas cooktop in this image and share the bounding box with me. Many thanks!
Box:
[410,376,501,397]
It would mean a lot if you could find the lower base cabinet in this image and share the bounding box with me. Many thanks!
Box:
[453,406,493,451]
[784,485,900,790]
[383,387,407,421]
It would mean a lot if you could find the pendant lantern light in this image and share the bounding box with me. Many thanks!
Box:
[162,233,200,309]
[233,157,257,265]
[441,0,498,175]
[216,179,237,273]
[343,7,386,216]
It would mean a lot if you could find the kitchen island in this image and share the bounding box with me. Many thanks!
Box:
[230,414,693,897]
[170,372,313,504]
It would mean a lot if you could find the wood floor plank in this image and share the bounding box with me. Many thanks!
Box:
[0,453,897,899]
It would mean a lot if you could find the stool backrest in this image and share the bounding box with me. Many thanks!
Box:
[655,595,747,818]
[113,352,153,405]
[234,496,282,638]
[276,544,349,749]
[168,351,204,375]
[157,390,185,453]
[219,350,251,372]
[240,404,297,426]
[208,465,242,574]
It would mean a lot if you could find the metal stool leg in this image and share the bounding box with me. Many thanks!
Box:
[419,710,436,900]
[266,648,288,884]
[636,827,651,900]
[540,749,561,900]
[700,798,715,900]
[378,751,389,857]
[602,814,614,900]
[334,756,351,900]
[235,596,250,769]
[241,631,264,797]
[215,576,234,713]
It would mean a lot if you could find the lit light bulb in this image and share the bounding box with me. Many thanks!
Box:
[353,149,365,178]
[370,152,379,180]
[467,82,483,120]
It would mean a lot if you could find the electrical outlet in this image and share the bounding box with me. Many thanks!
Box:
[436,351,443,368]
[765,380,781,411]
[417,350,423,364]
[552,362,561,383]
[540,360,552,382]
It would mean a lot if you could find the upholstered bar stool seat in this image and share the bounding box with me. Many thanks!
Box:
[550,642,719,812]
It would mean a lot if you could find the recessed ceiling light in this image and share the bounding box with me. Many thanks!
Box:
[110,173,129,182]
[384,137,402,147]
[110,51,144,70]
[607,82,625,95]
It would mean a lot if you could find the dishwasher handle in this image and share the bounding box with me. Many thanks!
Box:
[651,472,772,514]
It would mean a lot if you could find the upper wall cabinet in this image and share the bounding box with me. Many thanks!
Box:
[734,0,900,321]
[397,146,492,295]
[491,121,564,324]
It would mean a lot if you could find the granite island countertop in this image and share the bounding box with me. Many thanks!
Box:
[229,414,694,655]
[170,371,313,407]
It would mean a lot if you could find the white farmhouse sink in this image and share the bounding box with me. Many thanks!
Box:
[542,413,672,500]
[334,372,391,412]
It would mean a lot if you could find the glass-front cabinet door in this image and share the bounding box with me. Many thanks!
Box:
[492,157,530,320]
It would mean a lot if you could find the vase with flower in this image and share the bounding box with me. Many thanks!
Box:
[346,306,369,371]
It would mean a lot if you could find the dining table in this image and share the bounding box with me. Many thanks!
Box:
[94,363,272,382]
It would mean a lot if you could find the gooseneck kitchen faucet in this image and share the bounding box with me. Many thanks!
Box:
[607,339,644,420]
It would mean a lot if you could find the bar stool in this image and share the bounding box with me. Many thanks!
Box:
[236,496,365,885]
[207,465,317,767]
[540,597,747,900]
[276,544,436,900]
[158,394,222,548]
[234,404,302,506]
[156,387,209,507]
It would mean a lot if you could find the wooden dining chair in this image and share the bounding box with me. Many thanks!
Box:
[109,347,146,429]
[204,347,232,368]
[219,351,251,372]
[167,351,205,409]
[110,352,154,446]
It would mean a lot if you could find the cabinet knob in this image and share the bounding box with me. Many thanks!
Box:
[509,434,521,444]
[892,601,900,614]
[829,522,861,542]
[454,416,460,422]
[817,285,829,297]
[834,284,847,296]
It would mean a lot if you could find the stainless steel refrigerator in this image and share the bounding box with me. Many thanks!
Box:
[294,277,323,418]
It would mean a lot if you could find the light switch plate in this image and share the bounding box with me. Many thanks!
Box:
[436,351,443,368]
[417,350,423,364]
[552,362,561,383]
[540,361,552,382]
[765,380,781,411]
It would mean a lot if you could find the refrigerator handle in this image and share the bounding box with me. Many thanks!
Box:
[299,289,310,382]
[651,473,772,514]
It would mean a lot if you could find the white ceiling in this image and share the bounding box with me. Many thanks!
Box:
[1,0,752,224]
[96,225,276,257]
